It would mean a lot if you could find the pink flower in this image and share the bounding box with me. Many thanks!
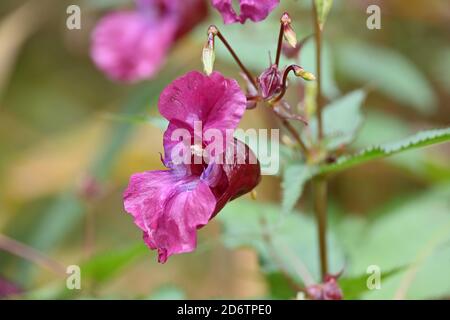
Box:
[123,71,260,263]
[91,0,207,82]
[211,0,279,24]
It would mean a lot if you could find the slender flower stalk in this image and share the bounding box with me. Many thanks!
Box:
[273,65,315,103]
[275,22,284,67]
[0,233,66,276]
[208,25,258,89]
[281,118,308,155]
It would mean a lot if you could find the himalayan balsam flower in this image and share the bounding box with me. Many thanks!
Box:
[91,0,207,82]
[211,0,279,24]
[124,71,260,263]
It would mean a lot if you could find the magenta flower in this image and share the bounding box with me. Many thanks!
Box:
[91,0,207,82]
[123,71,260,263]
[211,0,279,24]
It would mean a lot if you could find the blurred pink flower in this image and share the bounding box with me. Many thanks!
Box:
[123,71,260,263]
[0,277,21,298]
[91,0,207,82]
[211,0,279,24]
[306,275,344,300]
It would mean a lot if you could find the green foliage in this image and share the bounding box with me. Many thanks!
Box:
[281,163,314,214]
[320,127,450,175]
[218,200,345,283]
[337,185,450,299]
[266,272,296,299]
[307,89,367,150]
[339,268,403,300]
[335,41,437,113]
[82,242,149,284]
[354,111,450,180]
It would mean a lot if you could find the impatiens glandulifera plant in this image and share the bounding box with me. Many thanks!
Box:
[121,0,450,300]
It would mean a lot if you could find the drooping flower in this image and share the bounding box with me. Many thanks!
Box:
[91,0,207,82]
[123,71,260,263]
[211,0,279,24]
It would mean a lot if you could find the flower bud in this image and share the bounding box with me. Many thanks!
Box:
[202,32,215,75]
[293,65,316,81]
[281,12,297,48]
[258,64,282,100]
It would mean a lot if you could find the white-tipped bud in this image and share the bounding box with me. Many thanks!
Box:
[202,32,215,76]
[202,45,215,75]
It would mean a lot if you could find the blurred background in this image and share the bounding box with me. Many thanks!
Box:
[0,0,449,299]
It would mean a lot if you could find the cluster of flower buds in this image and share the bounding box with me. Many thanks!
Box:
[202,12,316,111]
[305,274,343,300]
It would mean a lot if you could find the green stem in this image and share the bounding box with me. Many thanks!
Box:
[312,0,324,140]
[313,178,328,279]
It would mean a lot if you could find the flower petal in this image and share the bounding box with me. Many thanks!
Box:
[211,0,279,24]
[159,71,246,132]
[239,0,279,23]
[123,170,216,263]
[210,0,240,24]
[208,139,261,216]
[159,71,246,163]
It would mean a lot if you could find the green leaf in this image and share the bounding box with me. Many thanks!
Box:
[218,200,345,283]
[335,41,437,114]
[314,0,334,30]
[82,242,148,284]
[306,89,367,150]
[266,272,296,299]
[338,185,450,299]
[354,111,450,179]
[339,268,403,300]
[320,127,450,175]
[281,163,314,214]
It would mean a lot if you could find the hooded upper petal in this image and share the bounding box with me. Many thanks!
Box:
[159,71,246,163]
[211,0,279,24]
[91,11,175,82]
[124,169,216,263]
